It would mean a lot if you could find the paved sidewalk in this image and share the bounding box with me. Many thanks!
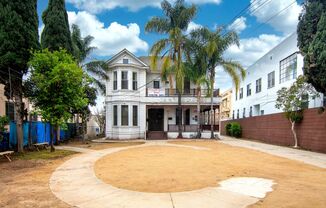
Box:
[220,136,326,168]
[50,142,274,208]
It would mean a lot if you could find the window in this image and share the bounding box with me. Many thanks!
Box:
[121,105,129,126]
[176,108,182,125]
[153,80,160,89]
[121,71,128,89]
[280,53,297,83]
[5,101,15,121]
[268,71,275,88]
[256,78,262,93]
[113,105,118,126]
[243,108,246,118]
[123,59,129,64]
[132,72,137,90]
[249,106,252,117]
[235,91,238,100]
[133,106,138,126]
[260,110,264,115]
[247,84,251,96]
[113,71,117,90]
[301,94,309,109]
[239,88,243,99]
[237,109,239,119]
[232,110,235,119]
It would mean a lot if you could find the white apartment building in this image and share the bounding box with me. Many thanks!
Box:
[105,49,220,140]
[232,33,324,119]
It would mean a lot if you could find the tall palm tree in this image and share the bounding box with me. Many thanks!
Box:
[184,62,210,138]
[190,27,246,139]
[145,0,197,138]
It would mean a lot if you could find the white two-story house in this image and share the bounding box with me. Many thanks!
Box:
[232,32,324,120]
[105,49,220,140]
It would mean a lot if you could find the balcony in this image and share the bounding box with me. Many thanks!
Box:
[146,88,218,97]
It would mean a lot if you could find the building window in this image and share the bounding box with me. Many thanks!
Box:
[5,101,15,121]
[132,72,137,90]
[121,105,129,126]
[239,88,243,99]
[243,108,246,118]
[280,53,297,83]
[301,94,309,109]
[133,105,138,126]
[232,110,235,119]
[153,80,160,89]
[237,109,239,119]
[113,105,118,126]
[249,106,252,117]
[256,78,262,93]
[121,71,128,89]
[176,108,182,125]
[268,71,275,88]
[113,71,117,90]
[235,91,238,100]
[247,84,251,96]
[260,110,264,115]
[123,59,129,64]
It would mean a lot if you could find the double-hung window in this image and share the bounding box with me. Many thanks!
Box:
[247,84,251,96]
[121,71,128,90]
[113,105,118,126]
[121,105,129,126]
[268,71,275,88]
[132,72,137,90]
[239,88,243,99]
[133,106,138,126]
[256,78,262,93]
[113,71,117,90]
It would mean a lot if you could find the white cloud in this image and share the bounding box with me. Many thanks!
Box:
[67,11,148,57]
[249,0,301,34]
[227,17,247,33]
[215,34,285,91]
[67,0,221,13]
[185,21,202,34]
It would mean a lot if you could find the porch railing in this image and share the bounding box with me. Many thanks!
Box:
[146,88,219,97]
[168,124,219,132]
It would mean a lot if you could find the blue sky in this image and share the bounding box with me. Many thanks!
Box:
[37,0,303,96]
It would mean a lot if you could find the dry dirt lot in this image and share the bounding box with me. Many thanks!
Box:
[95,140,326,208]
[65,140,145,150]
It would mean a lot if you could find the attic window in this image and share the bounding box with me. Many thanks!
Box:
[123,59,129,64]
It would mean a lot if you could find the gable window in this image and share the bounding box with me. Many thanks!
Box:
[123,59,129,64]
[268,71,275,88]
[133,105,138,126]
[121,71,128,89]
[239,88,243,99]
[5,101,15,121]
[121,105,129,126]
[113,71,117,90]
[153,80,160,89]
[256,78,262,93]
[113,105,118,126]
[280,53,297,83]
[247,84,251,96]
[132,72,137,90]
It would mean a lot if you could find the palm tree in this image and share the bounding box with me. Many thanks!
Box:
[190,27,246,139]
[145,0,197,138]
[184,62,210,138]
[71,24,109,139]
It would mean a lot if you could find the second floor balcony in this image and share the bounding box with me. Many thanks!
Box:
[146,88,219,97]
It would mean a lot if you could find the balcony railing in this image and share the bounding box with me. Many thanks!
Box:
[168,124,219,132]
[146,88,219,97]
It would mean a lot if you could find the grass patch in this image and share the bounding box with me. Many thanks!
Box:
[14,149,77,160]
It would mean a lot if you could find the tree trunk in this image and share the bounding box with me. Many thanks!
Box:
[56,124,60,145]
[291,121,298,148]
[210,71,215,139]
[196,87,201,138]
[50,125,55,152]
[14,93,24,153]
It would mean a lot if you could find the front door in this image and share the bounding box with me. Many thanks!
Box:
[148,109,164,131]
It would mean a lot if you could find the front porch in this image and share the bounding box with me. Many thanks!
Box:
[146,105,219,140]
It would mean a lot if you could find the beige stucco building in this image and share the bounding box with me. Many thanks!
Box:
[219,89,233,120]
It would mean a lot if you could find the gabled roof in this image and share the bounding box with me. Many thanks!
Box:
[107,48,148,67]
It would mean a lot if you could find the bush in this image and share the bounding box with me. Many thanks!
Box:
[226,122,242,138]
[225,123,232,136]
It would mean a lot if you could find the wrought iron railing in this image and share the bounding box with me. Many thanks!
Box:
[146,88,219,97]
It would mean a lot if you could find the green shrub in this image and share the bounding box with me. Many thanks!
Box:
[225,123,232,136]
[230,122,242,138]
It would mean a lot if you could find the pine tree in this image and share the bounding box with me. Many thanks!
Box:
[297,0,326,94]
[0,0,39,152]
[41,0,73,53]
